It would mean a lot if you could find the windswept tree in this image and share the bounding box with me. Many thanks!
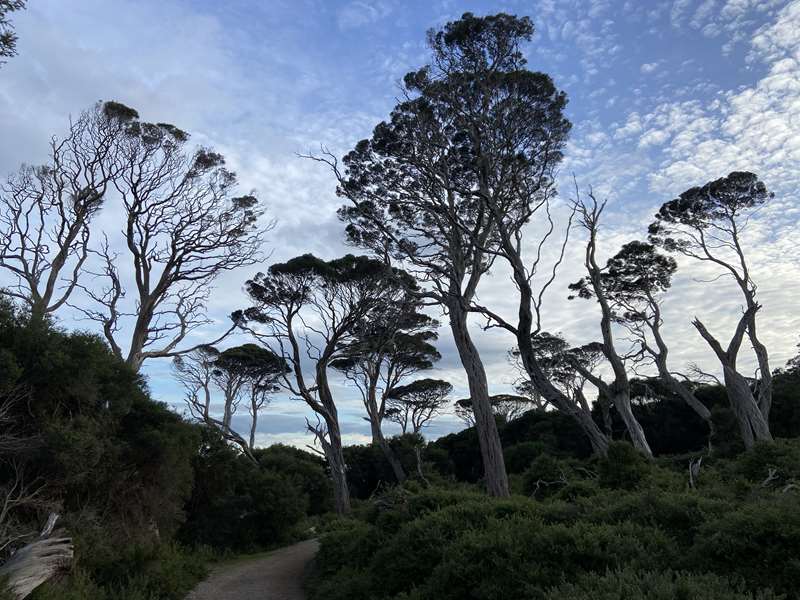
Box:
[173,343,286,459]
[649,171,773,447]
[238,254,411,514]
[314,13,571,495]
[0,102,129,321]
[386,378,452,435]
[76,103,268,372]
[331,286,440,484]
[386,377,451,480]
[454,393,534,426]
[568,195,652,456]
[0,1,25,66]
[597,241,714,435]
[511,332,608,432]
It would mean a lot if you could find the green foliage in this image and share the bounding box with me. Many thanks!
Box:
[544,568,783,600]
[522,454,570,497]
[179,429,307,551]
[503,441,544,473]
[691,492,800,595]
[30,544,209,600]
[597,441,650,489]
[311,441,800,600]
[255,443,333,515]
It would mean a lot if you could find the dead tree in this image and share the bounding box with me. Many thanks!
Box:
[0,513,72,600]
[238,254,408,514]
[0,102,131,321]
[649,171,773,446]
[75,107,269,372]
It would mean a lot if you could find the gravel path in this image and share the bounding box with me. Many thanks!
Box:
[187,539,319,600]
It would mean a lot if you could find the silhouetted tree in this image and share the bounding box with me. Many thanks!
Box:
[75,102,269,372]
[649,171,773,447]
[597,241,714,436]
[569,194,652,456]
[174,344,286,460]
[331,284,440,484]
[0,1,25,66]
[512,332,609,435]
[238,254,410,514]
[386,377,451,480]
[0,102,129,321]
[314,13,571,495]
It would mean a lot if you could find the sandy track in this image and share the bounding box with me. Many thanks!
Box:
[187,539,319,600]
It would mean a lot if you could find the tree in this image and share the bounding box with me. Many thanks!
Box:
[76,103,269,372]
[0,102,129,321]
[595,240,714,436]
[386,377,451,480]
[0,1,25,66]
[316,13,570,496]
[568,195,652,456]
[174,344,286,459]
[648,171,773,447]
[331,286,440,484]
[386,378,451,435]
[455,393,535,426]
[511,332,610,434]
[238,254,410,514]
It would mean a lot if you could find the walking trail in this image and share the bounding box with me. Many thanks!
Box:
[187,539,319,600]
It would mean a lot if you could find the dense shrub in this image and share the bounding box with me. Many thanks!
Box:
[180,428,306,551]
[691,492,800,595]
[544,568,782,600]
[597,441,650,489]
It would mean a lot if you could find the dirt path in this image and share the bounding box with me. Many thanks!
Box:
[187,539,319,600]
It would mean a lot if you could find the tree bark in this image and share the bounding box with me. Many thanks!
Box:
[693,310,771,448]
[448,300,509,497]
[0,514,73,600]
[370,418,406,484]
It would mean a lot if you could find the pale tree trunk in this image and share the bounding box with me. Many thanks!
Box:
[611,390,651,456]
[324,424,351,515]
[0,514,73,600]
[448,301,509,497]
[369,418,406,484]
[693,309,772,448]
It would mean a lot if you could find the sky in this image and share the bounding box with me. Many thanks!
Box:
[1,0,798,449]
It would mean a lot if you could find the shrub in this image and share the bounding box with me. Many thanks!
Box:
[691,492,800,595]
[597,441,650,489]
[522,454,570,497]
[735,439,800,488]
[543,568,783,600]
[503,441,545,473]
[420,519,679,599]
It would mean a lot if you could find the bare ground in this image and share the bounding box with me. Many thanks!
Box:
[186,539,319,600]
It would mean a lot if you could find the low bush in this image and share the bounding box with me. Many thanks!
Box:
[543,568,782,600]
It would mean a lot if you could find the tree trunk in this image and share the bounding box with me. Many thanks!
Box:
[325,441,351,515]
[693,312,771,448]
[370,418,406,484]
[723,366,772,448]
[516,339,609,457]
[414,445,429,486]
[0,514,73,600]
[612,391,653,457]
[448,301,509,497]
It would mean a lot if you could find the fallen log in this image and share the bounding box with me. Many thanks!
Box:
[0,513,73,599]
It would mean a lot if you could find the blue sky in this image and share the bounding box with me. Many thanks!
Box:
[1,0,798,448]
